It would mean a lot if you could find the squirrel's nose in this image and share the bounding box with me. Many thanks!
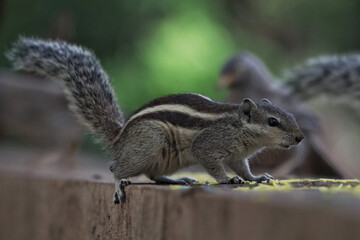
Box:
[295,135,304,143]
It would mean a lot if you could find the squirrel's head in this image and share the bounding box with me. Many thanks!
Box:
[217,53,272,89]
[239,98,304,149]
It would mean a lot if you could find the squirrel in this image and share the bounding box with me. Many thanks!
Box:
[6,37,304,203]
[217,52,359,177]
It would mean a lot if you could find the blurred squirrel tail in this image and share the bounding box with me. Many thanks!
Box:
[286,54,360,102]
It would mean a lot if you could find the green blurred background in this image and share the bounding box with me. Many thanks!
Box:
[1,0,359,116]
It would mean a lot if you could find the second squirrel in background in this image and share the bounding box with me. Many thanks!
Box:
[218,53,360,177]
[7,38,304,203]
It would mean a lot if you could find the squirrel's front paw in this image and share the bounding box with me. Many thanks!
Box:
[254,173,273,183]
[219,176,244,184]
[175,176,197,185]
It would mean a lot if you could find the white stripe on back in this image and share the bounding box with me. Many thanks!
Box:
[127,104,233,123]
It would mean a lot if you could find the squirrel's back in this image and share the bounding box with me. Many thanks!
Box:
[6,37,124,143]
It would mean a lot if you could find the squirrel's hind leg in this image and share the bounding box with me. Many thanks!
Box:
[113,178,131,204]
[111,122,169,203]
[150,176,197,185]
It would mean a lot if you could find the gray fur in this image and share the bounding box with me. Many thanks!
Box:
[7,38,304,203]
[6,37,124,143]
[111,97,303,186]
[219,52,359,178]
[287,54,360,101]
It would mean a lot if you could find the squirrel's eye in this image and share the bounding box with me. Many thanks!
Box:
[268,117,279,127]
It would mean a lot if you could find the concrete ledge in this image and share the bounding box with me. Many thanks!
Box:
[1,171,360,240]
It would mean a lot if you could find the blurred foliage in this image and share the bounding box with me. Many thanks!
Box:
[1,0,360,116]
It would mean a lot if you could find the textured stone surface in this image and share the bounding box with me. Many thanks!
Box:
[1,170,360,240]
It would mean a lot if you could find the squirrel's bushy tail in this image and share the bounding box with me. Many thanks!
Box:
[6,37,124,143]
[286,54,360,101]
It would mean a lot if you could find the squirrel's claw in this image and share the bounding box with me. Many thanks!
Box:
[229,176,245,184]
[219,176,245,184]
[174,176,197,185]
[255,173,273,183]
[152,175,197,185]
[113,179,131,204]
[113,192,120,204]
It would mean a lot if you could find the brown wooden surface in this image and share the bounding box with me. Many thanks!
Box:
[1,168,360,240]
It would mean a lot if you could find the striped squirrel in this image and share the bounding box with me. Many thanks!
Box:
[6,37,304,203]
[218,53,359,177]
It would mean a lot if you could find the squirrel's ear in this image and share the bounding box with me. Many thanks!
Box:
[261,98,272,104]
[240,98,257,122]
